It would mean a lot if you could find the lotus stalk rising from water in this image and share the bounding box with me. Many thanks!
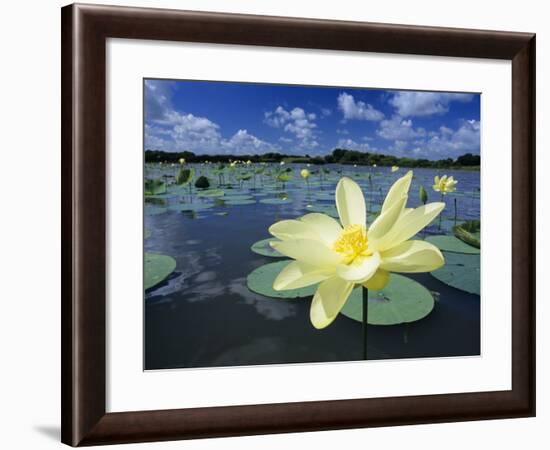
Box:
[268,171,446,329]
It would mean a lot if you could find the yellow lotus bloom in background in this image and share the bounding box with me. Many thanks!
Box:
[246,160,252,165]
[391,166,399,172]
[433,175,458,194]
[301,169,311,179]
[373,164,377,167]
[179,158,185,165]
[269,171,445,329]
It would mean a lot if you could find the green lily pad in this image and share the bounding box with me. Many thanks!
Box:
[147,192,176,199]
[222,194,254,201]
[169,188,191,197]
[169,202,214,212]
[250,238,284,257]
[425,235,480,254]
[197,189,225,198]
[145,206,168,216]
[431,252,480,295]
[246,261,317,299]
[305,204,339,218]
[340,274,434,325]
[144,253,176,290]
[224,199,257,206]
[312,191,335,200]
[144,179,167,196]
[259,198,292,205]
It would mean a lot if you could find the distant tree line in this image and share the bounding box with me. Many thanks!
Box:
[324,149,480,168]
[145,148,480,169]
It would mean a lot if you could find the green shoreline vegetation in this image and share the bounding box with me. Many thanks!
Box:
[145,148,480,170]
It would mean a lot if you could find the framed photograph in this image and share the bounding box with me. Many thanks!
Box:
[61,3,535,446]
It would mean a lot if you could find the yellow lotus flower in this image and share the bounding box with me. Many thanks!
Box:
[179,158,185,165]
[230,161,237,168]
[391,166,399,172]
[269,171,445,329]
[301,169,311,179]
[280,161,285,165]
[433,175,458,194]
[373,164,377,167]
[246,160,252,165]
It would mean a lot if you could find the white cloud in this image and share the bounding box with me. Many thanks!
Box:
[321,108,332,117]
[145,81,280,154]
[381,119,480,159]
[377,115,426,141]
[424,120,480,156]
[265,106,319,149]
[337,138,376,152]
[146,109,278,154]
[389,91,474,117]
[337,92,384,121]
[264,106,290,128]
[221,129,276,154]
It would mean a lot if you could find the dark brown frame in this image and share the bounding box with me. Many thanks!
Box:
[61,3,536,446]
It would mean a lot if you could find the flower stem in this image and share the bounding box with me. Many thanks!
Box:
[438,192,444,230]
[454,197,457,225]
[362,286,369,360]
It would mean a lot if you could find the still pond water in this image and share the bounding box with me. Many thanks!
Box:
[144,164,480,370]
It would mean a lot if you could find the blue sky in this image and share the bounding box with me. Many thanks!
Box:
[144,79,480,160]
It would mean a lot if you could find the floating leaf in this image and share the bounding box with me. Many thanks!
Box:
[224,199,257,205]
[246,261,317,298]
[276,173,293,182]
[169,202,214,212]
[250,238,284,257]
[305,204,339,218]
[425,235,480,254]
[145,206,168,216]
[340,274,434,325]
[313,192,335,201]
[431,252,480,295]
[222,194,254,201]
[197,189,225,198]
[260,198,292,205]
[144,253,176,290]
[144,179,167,195]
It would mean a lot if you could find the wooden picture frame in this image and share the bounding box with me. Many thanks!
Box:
[61,3,535,446]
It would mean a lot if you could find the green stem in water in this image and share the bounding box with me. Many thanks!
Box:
[362,286,369,360]
[438,192,444,230]
[454,197,457,225]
